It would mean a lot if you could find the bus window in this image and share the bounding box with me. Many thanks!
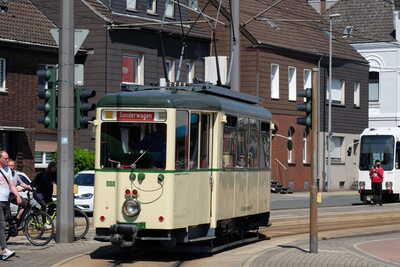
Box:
[223,115,238,168]
[200,114,210,169]
[359,135,394,171]
[396,142,400,169]
[100,122,166,169]
[176,111,189,169]
[237,118,248,168]
[260,122,271,169]
[248,119,260,168]
[190,113,200,169]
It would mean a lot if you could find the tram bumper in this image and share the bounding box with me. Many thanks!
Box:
[110,224,138,248]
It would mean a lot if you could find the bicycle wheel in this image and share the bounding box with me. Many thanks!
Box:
[23,210,54,246]
[74,207,89,241]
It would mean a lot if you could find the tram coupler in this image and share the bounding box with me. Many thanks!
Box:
[110,224,138,247]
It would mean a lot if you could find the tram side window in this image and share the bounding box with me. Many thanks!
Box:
[200,114,210,168]
[176,111,189,169]
[237,118,249,168]
[396,142,400,169]
[223,116,238,168]
[190,113,200,169]
[249,119,260,168]
[260,122,271,169]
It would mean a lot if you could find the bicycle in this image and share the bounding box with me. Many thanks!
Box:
[46,200,89,241]
[6,189,55,246]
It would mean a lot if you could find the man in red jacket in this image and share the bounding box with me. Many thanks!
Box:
[369,160,384,206]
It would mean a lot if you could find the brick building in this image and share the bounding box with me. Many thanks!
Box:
[200,0,369,191]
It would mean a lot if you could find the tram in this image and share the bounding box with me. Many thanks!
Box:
[358,127,400,203]
[93,84,272,248]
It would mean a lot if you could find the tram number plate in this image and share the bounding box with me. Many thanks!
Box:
[106,181,116,187]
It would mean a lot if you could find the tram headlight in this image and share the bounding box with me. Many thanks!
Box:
[122,199,140,217]
[386,181,393,190]
[359,181,365,190]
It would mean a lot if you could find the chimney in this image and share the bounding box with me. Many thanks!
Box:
[394,11,400,41]
[320,0,326,14]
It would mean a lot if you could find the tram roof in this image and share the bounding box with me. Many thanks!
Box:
[98,86,272,121]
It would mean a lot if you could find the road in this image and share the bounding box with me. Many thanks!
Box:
[55,203,400,267]
[271,191,361,210]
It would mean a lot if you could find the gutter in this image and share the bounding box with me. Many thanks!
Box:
[0,37,57,49]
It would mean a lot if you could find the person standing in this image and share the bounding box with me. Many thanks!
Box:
[0,151,21,260]
[369,159,384,206]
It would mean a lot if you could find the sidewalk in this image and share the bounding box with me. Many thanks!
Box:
[272,190,359,198]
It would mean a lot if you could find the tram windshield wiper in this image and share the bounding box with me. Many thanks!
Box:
[130,150,147,169]
[108,158,121,168]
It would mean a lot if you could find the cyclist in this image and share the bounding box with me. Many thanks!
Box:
[32,162,56,214]
[8,160,32,221]
[0,151,21,260]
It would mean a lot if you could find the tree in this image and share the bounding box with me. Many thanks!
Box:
[74,147,95,174]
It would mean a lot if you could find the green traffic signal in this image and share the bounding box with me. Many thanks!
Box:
[296,88,312,128]
[37,68,57,129]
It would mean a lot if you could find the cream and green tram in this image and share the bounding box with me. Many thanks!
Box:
[93,85,272,248]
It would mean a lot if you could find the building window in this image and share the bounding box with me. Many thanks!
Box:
[126,0,136,10]
[165,0,174,17]
[75,64,84,86]
[354,82,360,107]
[288,127,295,164]
[35,152,56,169]
[329,136,344,162]
[122,55,143,85]
[327,79,345,104]
[186,61,195,83]
[271,64,279,99]
[147,0,157,14]
[189,0,198,9]
[369,71,379,102]
[165,59,175,82]
[288,67,297,101]
[303,128,309,164]
[0,58,6,91]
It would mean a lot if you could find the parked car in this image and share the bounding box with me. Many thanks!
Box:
[74,170,95,214]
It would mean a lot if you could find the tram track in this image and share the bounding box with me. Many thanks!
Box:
[262,206,400,238]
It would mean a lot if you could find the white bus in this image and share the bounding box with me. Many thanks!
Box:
[358,127,400,203]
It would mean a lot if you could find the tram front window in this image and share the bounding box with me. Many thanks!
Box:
[101,122,166,169]
[359,135,394,171]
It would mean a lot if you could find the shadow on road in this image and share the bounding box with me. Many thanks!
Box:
[89,233,268,265]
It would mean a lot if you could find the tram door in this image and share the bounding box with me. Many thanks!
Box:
[175,112,214,225]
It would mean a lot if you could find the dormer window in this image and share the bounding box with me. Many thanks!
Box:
[147,0,157,14]
[343,26,353,38]
[165,0,174,17]
[126,0,136,10]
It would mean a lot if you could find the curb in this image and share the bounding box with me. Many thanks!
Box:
[51,253,87,267]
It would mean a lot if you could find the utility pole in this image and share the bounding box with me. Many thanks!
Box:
[310,67,321,253]
[327,13,340,191]
[56,0,75,243]
[231,0,240,91]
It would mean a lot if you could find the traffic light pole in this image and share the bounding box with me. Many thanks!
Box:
[309,67,321,254]
[56,0,74,243]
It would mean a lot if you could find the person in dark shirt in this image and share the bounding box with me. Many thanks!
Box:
[33,162,56,212]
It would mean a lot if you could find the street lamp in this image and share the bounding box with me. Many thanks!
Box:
[326,13,340,192]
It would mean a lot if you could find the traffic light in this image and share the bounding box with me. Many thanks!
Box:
[37,68,57,129]
[296,88,312,128]
[74,87,96,129]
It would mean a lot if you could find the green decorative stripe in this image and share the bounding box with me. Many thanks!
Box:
[117,222,146,229]
[96,168,270,173]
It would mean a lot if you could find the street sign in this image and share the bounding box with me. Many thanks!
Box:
[50,28,89,55]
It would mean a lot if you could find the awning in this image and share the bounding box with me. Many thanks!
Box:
[35,141,57,153]
[0,126,25,132]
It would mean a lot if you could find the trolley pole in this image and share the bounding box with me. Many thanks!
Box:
[310,67,321,253]
[56,0,75,243]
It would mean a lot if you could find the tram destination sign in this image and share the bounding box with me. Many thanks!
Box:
[117,111,154,121]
